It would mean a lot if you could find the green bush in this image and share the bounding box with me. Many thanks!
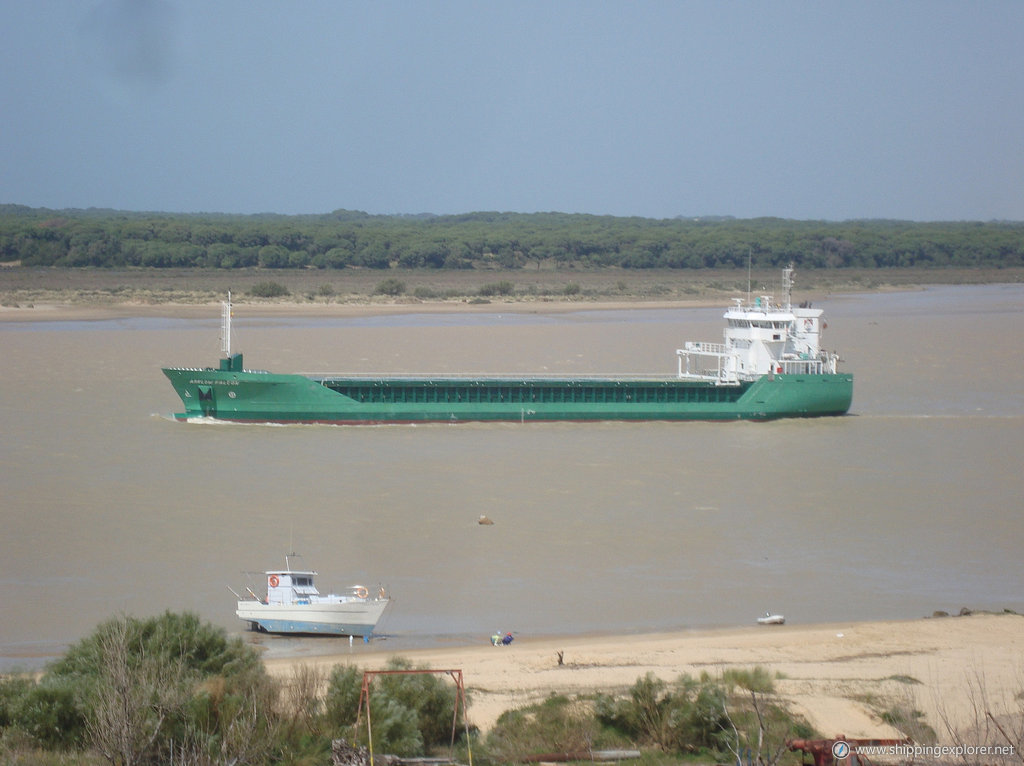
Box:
[595,669,796,756]
[48,611,260,682]
[323,665,363,734]
[0,612,272,762]
[325,657,465,757]
[594,673,710,752]
[373,278,406,296]
[6,679,85,750]
[375,658,461,749]
[719,666,776,693]
[249,281,290,298]
[0,676,34,729]
[478,281,515,297]
[485,693,616,764]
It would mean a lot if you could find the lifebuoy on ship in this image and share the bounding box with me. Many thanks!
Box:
[355,586,369,599]
[803,319,813,331]
[269,575,280,587]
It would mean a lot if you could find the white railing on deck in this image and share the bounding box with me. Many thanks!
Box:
[779,359,826,375]
[684,341,728,355]
[676,343,738,383]
[677,345,838,382]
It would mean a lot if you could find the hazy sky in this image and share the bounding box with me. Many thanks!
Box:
[3,1,1023,220]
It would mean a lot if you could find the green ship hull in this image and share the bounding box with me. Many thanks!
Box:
[163,355,853,424]
[163,271,853,424]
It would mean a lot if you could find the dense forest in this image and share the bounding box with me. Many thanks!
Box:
[2,204,1023,271]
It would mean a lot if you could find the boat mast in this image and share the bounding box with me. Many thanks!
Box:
[746,248,752,306]
[220,292,232,358]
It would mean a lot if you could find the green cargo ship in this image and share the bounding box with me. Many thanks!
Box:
[163,267,852,424]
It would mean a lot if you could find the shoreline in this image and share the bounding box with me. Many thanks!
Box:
[0,297,727,322]
[260,612,1024,740]
[6,612,1021,740]
[6,265,1021,323]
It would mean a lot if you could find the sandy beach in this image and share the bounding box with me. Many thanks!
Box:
[262,614,1024,741]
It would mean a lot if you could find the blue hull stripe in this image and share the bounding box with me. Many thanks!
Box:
[249,618,374,636]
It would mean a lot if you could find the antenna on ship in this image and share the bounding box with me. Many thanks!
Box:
[746,248,752,306]
[220,291,232,358]
[216,291,244,372]
[285,525,296,571]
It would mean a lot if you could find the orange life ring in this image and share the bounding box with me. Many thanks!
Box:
[355,586,369,599]
[269,575,280,587]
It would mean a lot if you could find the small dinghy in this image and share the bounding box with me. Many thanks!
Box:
[757,612,785,625]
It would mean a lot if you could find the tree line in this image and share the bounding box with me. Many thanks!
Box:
[2,204,1023,271]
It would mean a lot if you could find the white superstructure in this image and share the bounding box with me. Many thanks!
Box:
[676,266,840,384]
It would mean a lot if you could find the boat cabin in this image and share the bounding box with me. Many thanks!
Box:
[265,569,321,605]
[262,568,376,606]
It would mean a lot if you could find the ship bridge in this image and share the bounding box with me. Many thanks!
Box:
[677,267,839,384]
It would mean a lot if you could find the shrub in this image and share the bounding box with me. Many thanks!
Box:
[881,705,937,743]
[6,679,85,750]
[0,676,34,729]
[485,694,610,764]
[478,281,515,297]
[3,612,273,762]
[595,670,784,755]
[719,666,776,693]
[375,658,461,749]
[249,281,290,298]
[373,278,406,296]
[325,657,466,757]
[595,673,703,752]
[323,665,363,734]
[48,611,260,682]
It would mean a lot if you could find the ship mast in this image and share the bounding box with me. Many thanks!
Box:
[781,265,794,311]
[220,291,232,358]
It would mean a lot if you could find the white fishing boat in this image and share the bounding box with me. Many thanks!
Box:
[757,612,785,625]
[233,556,390,636]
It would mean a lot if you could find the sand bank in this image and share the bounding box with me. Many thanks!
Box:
[263,614,1024,739]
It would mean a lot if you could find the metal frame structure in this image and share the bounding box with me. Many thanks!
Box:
[355,668,472,766]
